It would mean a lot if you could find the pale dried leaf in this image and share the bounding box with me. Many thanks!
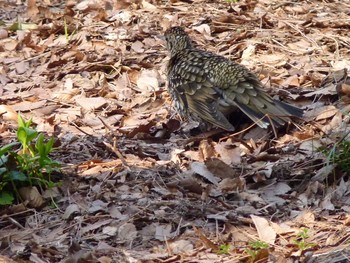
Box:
[118,223,137,241]
[320,195,335,210]
[251,215,276,245]
[88,200,108,213]
[136,69,160,92]
[190,162,219,185]
[75,97,108,111]
[142,0,157,10]
[12,100,47,112]
[193,24,212,40]
[0,105,17,120]
[169,240,194,254]
[63,204,81,219]
[18,186,45,208]
[131,41,144,53]
[103,226,118,236]
[155,224,172,241]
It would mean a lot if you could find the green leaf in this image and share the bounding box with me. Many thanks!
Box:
[35,133,45,155]
[0,192,14,205]
[0,142,19,156]
[17,114,25,128]
[0,167,7,175]
[17,114,32,128]
[8,170,28,181]
[45,138,55,154]
[17,127,38,146]
[0,155,8,166]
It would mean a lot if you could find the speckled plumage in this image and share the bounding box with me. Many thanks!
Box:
[165,26,303,131]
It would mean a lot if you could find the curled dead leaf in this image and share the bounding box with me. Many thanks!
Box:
[251,215,276,245]
[136,69,161,92]
[205,158,238,179]
[199,140,217,160]
[63,204,81,220]
[218,178,245,192]
[0,105,17,121]
[190,162,219,185]
[18,186,45,208]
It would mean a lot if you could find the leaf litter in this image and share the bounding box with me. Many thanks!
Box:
[1,0,350,261]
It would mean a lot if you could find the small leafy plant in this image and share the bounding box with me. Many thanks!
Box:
[245,240,269,262]
[0,115,60,205]
[324,140,350,174]
[293,228,317,252]
[218,243,231,254]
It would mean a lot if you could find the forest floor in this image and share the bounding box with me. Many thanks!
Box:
[1,0,350,262]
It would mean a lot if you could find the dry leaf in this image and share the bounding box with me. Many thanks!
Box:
[205,158,238,179]
[75,97,108,111]
[155,224,172,241]
[136,69,160,92]
[0,105,17,120]
[190,162,219,185]
[251,215,276,245]
[193,225,218,252]
[18,186,45,208]
[63,204,81,219]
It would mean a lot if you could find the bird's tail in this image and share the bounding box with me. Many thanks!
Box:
[234,99,303,129]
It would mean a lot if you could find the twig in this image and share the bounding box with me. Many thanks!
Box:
[69,121,92,136]
[98,116,113,133]
[103,137,129,168]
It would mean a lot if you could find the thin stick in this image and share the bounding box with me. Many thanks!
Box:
[103,138,129,168]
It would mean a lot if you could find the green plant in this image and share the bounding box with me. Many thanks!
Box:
[324,140,350,174]
[63,17,76,41]
[0,115,60,205]
[293,228,317,252]
[245,240,269,262]
[64,17,69,40]
[218,243,231,254]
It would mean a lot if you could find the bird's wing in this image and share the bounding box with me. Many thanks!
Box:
[168,73,235,131]
[220,83,274,128]
[206,59,301,128]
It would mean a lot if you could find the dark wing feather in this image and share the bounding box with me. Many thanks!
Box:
[205,57,303,129]
[185,83,235,131]
[168,54,235,131]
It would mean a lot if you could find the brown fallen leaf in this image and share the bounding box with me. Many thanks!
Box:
[218,178,245,192]
[251,215,276,245]
[75,97,108,111]
[193,225,218,252]
[198,140,217,160]
[18,186,45,208]
[12,100,47,112]
[190,162,219,185]
[0,105,17,121]
[27,0,39,17]
[205,158,238,179]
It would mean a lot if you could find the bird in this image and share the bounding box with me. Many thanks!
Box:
[164,26,303,131]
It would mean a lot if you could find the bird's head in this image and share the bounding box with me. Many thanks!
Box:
[164,27,193,55]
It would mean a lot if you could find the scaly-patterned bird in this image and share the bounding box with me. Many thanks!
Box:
[164,26,303,131]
